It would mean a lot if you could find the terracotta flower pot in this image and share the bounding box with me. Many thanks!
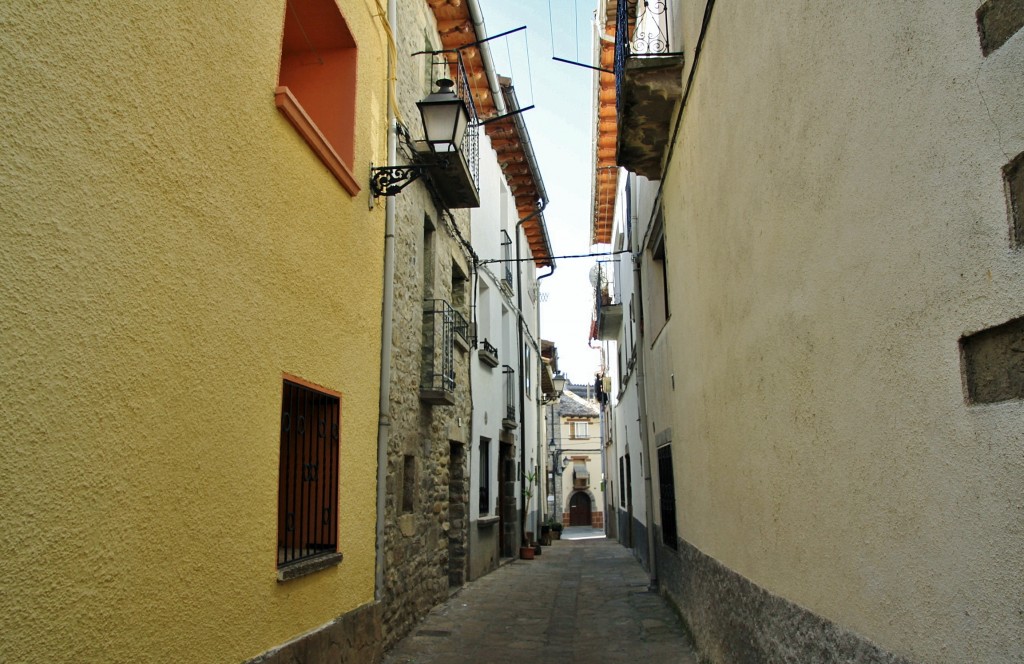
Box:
[519,545,535,560]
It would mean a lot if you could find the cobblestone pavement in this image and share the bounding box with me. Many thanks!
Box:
[382,533,698,664]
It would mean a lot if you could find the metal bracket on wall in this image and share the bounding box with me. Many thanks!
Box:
[369,162,430,198]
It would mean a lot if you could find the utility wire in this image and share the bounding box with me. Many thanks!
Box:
[525,29,535,106]
[548,0,557,58]
[574,0,580,61]
[479,249,629,266]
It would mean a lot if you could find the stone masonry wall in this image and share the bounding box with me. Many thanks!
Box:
[380,1,474,650]
[245,603,382,664]
[655,530,913,664]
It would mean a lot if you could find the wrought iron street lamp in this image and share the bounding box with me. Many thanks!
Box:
[416,78,469,153]
[370,79,470,197]
[551,372,567,397]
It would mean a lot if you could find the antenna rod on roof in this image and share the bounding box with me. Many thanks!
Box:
[552,56,613,74]
[477,105,535,126]
[456,25,527,50]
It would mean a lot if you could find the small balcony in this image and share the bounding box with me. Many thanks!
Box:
[615,0,685,180]
[408,54,481,209]
[478,338,500,368]
[500,230,514,293]
[420,299,460,405]
[573,467,590,490]
[595,293,623,341]
[412,136,480,209]
[502,365,518,430]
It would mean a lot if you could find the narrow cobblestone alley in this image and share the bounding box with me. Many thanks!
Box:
[383,530,698,664]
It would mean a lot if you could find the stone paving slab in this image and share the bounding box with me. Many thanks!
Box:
[383,536,698,664]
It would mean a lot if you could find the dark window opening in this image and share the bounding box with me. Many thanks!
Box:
[618,457,626,508]
[961,314,1024,404]
[452,261,468,312]
[1005,151,1024,249]
[657,444,677,549]
[653,233,669,323]
[479,438,491,515]
[402,455,416,513]
[977,0,1024,56]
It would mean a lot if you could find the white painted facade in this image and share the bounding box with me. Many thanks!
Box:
[468,129,546,577]
[593,0,1024,660]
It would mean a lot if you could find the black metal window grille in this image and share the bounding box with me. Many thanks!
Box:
[479,439,491,515]
[422,299,457,394]
[657,444,678,549]
[481,338,498,357]
[500,230,514,290]
[278,380,340,568]
[619,457,627,508]
[451,305,469,346]
[503,364,516,422]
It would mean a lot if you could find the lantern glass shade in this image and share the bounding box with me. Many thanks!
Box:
[417,78,470,153]
[551,373,567,396]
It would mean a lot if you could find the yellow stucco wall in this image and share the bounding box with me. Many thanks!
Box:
[660,2,1023,662]
[0,1,387,661]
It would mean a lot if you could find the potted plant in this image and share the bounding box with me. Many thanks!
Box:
[541,516,558,545]
[540,516,565,541]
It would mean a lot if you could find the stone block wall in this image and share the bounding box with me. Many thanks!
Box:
[654,531,912,664]
[245,603,382,664]
[379,0,475,650]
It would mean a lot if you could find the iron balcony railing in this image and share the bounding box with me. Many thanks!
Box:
[500,230,514,290]
[429,50,480,190]
[616,0,677,116]
[481,338,498,356]
[502,364,516,422]
[422,299,459,395]
[452,305,469,347]
[454,58,480,192]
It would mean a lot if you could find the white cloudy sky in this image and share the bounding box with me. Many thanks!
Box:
[477,0,605,384]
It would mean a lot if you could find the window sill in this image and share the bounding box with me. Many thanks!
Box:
[277,552,344,582]
[274,86,360,196]
[477,515,500,527]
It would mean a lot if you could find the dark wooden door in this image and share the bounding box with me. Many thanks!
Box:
[569,492,591,526]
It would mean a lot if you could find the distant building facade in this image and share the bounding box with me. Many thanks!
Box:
[552,388,605,529]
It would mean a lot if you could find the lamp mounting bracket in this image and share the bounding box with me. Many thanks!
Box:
[369,163,429,198]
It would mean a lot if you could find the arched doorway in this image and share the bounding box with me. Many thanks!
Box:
[568,491,592,526]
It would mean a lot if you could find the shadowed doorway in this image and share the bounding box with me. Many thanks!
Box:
[569,491,592,526]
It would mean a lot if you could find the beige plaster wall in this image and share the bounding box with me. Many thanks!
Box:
[663,2,1023,661]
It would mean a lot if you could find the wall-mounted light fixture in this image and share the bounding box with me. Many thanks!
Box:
[370,78,470,198]
[548,438,570,473]
[550,372,567,397]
